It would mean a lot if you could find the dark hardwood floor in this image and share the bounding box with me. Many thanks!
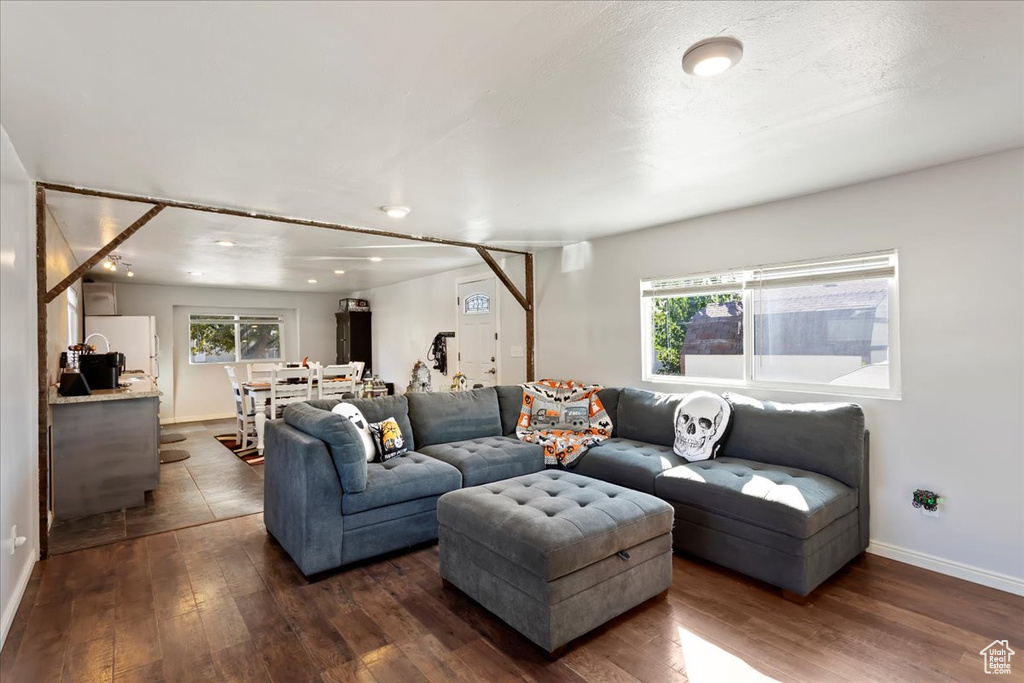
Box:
[48,419,264,555]
[3,512,1021,682]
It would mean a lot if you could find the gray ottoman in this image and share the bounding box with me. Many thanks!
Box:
[437,470,674,654]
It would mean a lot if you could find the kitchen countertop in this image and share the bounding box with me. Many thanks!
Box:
[49,385,163,405]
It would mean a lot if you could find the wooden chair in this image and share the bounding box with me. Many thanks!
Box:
[318,363,357,399]
[248,362,281,383]
[268,366,313,419]
[225,366,257,449]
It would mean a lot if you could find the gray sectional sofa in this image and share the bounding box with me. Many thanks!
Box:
[263,384,868,596]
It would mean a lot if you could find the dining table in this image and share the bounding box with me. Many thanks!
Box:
[243,379,388,453]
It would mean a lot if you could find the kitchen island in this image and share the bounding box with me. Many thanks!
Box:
[49,381,162,521]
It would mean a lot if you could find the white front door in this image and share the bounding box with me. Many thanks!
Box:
[457,278,498,387]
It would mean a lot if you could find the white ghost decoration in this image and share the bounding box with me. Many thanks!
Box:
[673,391,731,462]
[332,402,376,462]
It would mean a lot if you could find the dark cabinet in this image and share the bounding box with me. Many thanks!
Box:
[336,311,372,372]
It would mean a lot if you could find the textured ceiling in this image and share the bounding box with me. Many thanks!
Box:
[2,1,1022,290]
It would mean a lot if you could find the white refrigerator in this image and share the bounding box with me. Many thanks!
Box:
[84,315,160,380]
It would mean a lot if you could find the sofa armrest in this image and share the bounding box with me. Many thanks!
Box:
[284,402,367,493]
[264,420,345,575]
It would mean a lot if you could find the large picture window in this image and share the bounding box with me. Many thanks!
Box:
[641,252,899,397]
[189,313,283,364]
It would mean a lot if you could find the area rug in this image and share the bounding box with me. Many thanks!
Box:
[214,434,263,466]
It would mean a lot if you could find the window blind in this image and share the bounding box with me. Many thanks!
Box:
[642,251,896,297]
[189,314,284,325]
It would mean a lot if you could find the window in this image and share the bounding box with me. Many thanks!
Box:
[464,293,490,314]
[67,287,79,347]
[189,313,283,364]
[641,251,899,397]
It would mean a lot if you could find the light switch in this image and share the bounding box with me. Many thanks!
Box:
[510,346,524,358]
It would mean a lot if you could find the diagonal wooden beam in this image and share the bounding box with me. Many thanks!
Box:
[476,247,530,311]
[44,204,164,304]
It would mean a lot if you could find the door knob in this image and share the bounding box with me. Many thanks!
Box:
[486,367,496,374]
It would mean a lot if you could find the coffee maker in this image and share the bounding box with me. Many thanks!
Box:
[79,352,125,390]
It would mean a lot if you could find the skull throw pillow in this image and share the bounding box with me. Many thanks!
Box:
[673,391,731,462]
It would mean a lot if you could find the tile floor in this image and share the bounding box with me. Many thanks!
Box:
[48,418,264,555]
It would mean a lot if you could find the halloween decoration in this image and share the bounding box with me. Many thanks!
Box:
[673,391,732,462]
[450,372,468,392]
[331,402,375,462]
[407,360,433,393]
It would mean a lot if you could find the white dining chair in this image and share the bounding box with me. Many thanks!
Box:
[318,363,357,399]
[268,366,313,419]
[248,362,281,383]
[225,366,257,449]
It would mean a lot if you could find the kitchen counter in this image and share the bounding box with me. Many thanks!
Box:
[50,376,161,521]
[49,386,163,404]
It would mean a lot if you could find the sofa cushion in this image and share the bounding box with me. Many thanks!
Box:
[495,386,621,437]
[418,436,544,487]
[407,388,502,448]
[616,388,686,447]
[722,393,865,488]
[437,471,673,580]
[341,452,461,515]
[283,403,367,493]
[495,385,525,436]
[655,457,857,539]
[571,438,688,494]
[306,395,416,451]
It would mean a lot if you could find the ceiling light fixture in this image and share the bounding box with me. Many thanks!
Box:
[368,257,382,262]
[307,279,318,284]
[381,205,411,219]
[682,37,743,77]
[215,240,235,247]
[334,270,345,275]
[189,271,203,276]
[126,267,135,278]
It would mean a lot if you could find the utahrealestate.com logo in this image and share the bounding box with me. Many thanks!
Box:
[980,640,1015,675]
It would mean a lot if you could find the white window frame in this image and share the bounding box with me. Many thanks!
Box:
[640,250,901,400]
[188,313,286,365]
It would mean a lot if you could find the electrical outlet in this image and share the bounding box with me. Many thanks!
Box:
[920,507,939,518]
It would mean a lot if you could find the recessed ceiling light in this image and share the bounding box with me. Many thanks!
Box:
[334,270,345,275]
[307,279,318,284]
[381,205,411,219]
[682,37,743,77]
[188,271,203,276]
[215,240,235,247]
[368,257,383,262]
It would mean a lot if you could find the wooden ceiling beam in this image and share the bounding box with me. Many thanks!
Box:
[37,182,529,256]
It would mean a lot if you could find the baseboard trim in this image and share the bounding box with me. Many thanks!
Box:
[867,541,1024,597]
[161,412,234,425]
[0,549,38,650]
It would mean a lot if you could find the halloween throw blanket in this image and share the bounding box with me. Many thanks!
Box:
[516,379,613,467]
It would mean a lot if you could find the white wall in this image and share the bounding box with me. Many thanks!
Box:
[353,257,527,392]
[45,209,82,384]
[112,283,340,422]
[535,149,1024,593]
[0,126,38,647]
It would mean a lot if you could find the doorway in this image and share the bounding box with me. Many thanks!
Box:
[456,277,499,387]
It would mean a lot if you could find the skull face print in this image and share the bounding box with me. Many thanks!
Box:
[673,391,732,461]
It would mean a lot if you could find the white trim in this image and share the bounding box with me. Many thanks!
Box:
[0,549,37,650]
[161,411,234,425]
[867,541,1024,597]
[454,274,501,386]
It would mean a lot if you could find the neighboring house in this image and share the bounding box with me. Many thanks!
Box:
[679,281,889,383]
[980,640,1015,675]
